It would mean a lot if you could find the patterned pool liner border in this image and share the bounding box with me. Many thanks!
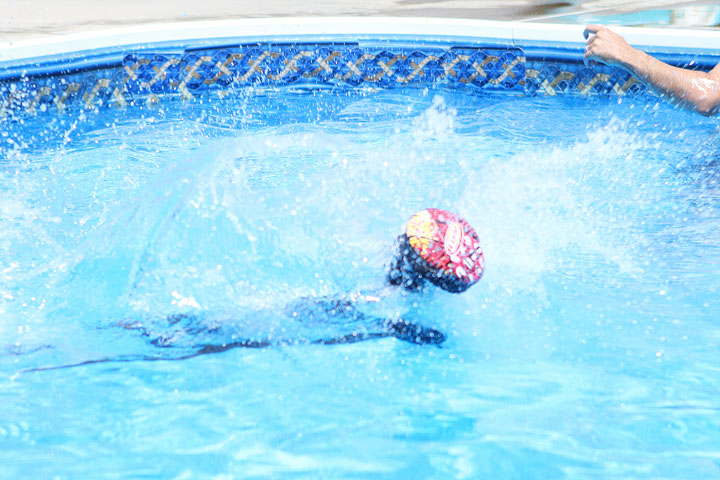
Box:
[0,42,660,120]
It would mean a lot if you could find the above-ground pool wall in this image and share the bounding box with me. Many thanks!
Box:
[1,19,720,121]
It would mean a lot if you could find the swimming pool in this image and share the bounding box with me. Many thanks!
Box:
[2,18,720,479]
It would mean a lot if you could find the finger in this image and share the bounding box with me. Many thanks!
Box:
[583,24,602,39]
[583,51,599,68]
[584,38,595,59]
[583,57,598,68]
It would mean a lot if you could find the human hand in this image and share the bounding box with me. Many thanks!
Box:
[583,24,637,69]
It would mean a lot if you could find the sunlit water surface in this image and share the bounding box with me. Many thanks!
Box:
[1,86,719,479]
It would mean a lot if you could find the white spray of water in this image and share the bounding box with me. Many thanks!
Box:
[412,96,456,144]
[460,115,660,298]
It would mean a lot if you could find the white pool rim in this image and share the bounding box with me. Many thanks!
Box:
[1,17,719,66]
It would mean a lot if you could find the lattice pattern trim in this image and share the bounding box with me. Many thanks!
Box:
[0,44,647,120]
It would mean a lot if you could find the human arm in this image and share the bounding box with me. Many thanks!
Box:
[285,295,445,345]
[584,24,720,116]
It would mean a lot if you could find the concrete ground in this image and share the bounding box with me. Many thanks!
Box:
[1,0,719,41]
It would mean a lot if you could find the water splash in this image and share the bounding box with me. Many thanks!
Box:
[412,95,456,144]
[461,115,665,292]
[2,88,718,365]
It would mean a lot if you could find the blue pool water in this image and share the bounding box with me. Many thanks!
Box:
[1,84,719,478]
